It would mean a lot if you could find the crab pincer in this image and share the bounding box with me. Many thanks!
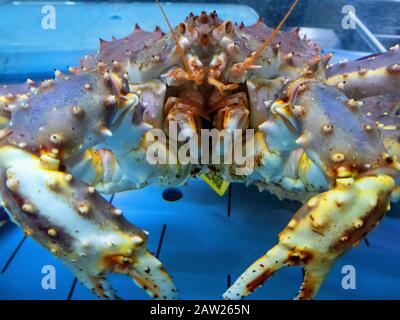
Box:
[224,175,394,299]
[224,76,400,299]
[0,146,177,299]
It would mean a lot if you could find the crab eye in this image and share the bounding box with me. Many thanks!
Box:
[178,23,186,35]
[225,21,233,33]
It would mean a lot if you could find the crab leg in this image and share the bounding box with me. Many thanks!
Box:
[225,78,399,299]
[326,45,400,99]
[359,93,400,158]
[0,145,177,299]
[0,80,37,128]
[66,80,192,193]
[224,174,395,300]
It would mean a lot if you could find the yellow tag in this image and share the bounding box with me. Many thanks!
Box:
[200,172,230,196]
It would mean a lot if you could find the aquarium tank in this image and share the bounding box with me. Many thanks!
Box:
[0,0,399,302]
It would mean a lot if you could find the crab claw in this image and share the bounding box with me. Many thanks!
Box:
[0,145,177,299]
[74,246,177,300]
[224,174,395,300]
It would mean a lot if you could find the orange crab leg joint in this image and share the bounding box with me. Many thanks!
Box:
[156,0,194,80]
[207,76,238,93]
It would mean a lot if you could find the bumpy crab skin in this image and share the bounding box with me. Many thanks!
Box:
[0,81,37,129]
[3,72,117,159]
[326,45,400,99]
[360,94,400,158]
[0,146,177,299]
[288,79,389,178]
[1,6,399,301]
[224,174,395,300]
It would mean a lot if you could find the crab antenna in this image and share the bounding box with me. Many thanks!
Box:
[246,0,299,64]
[156,0,193,79]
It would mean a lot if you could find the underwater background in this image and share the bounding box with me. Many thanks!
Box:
[0,0,399,299]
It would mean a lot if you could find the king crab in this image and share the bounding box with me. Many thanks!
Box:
[0,0,399,299]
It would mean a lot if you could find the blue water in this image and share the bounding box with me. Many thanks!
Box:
[0,2,399,300]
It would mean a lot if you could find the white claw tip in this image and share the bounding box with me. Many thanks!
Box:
[46,177,58,189]
[104,95,117,106]
[132,235,143,245]
[26,78,35,86]
[78,202,90,215]
[48,228,58,237]
[112,208,122,216]
[72,105,83,115]
[337,81,345,91]
[22,203,37,214]
[50,133,64,144]
[6,178,19,191]
[101,127,113,137]
[54,70,63,78]
[87,186,95,194]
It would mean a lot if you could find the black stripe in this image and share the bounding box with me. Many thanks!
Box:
[156,224,167,259]
[1,235,27,274]
[227,185,232,218]
[67,278,78,300]
[109,194,115,204]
